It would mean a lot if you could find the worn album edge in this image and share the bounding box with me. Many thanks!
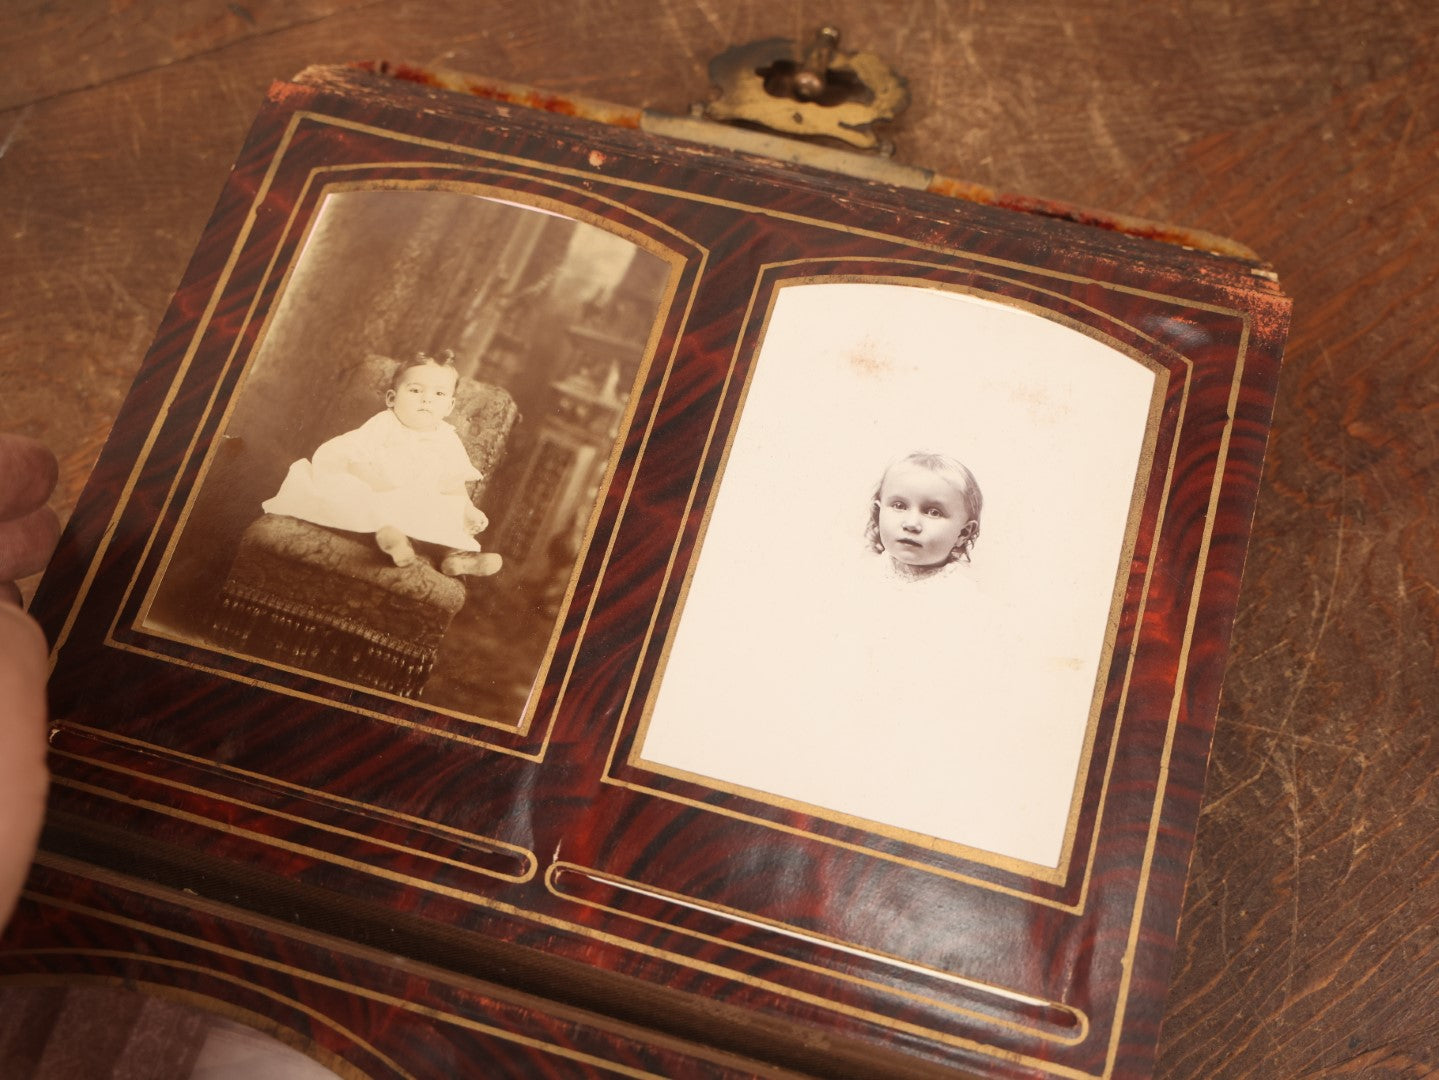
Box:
[308,60,1274,271]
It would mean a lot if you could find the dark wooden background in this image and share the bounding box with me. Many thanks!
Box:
[1,3,1435,1077]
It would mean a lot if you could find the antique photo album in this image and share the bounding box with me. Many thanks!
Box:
[14,63,1290,1079]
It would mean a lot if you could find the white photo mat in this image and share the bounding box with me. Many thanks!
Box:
[640,281,1157,868]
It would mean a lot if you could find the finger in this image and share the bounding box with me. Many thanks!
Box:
[0,435,58,521]
[0,504,61,583]
[0,603,50,925]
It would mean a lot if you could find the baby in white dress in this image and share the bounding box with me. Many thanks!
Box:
[262,354,502,578]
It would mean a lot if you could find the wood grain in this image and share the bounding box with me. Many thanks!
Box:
[0,0,373,110]
[0,3,1435,1078]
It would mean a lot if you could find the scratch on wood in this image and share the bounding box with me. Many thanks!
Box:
[1283,738,1301,999]
[0,105,32,160]
[1268,352,1347,740]
[1218,718,1367,759]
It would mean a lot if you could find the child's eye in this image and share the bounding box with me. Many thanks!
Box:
[925,507,945,517]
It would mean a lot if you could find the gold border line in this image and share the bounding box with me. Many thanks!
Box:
[53,748,536,885]
[48,111,308,669]
[603,260,1195,910]
[1103,316,1252,1076]
[593,242,774,793]
[301,113,1255,315]
[53,776,516,905]
[599,270,1245,1080]
[546,862,1090,1046]
[98,163,700,758]
[36,778,1093,1076]
[623,268,1169,883]
[48,106,1230,761]
[123,172,693,744]
[568,265,1240,1076]
[12,875,684,1080]
[122,154,337,643]
[60,723,537,866]
[239,115,1254,1080]
[85,641,546,757]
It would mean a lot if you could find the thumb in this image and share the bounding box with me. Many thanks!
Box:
[0,604,50,927]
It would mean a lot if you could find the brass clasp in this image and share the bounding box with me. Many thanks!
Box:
[703,26,909,153]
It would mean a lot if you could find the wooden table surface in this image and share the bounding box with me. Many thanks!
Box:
[2,3,1436,1077]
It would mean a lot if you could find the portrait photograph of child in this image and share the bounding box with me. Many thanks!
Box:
[640,281,1160,870]
[260,349,503,579]
[865,450,983,583]
[138,185,674,729]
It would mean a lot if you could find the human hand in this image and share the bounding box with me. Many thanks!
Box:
[0,434,59,605]
[0,434,59,926]
[464,504,489,535]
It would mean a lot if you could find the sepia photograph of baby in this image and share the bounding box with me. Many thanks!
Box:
[139,185,672,727]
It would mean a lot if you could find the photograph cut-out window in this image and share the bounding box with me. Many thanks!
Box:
[640,282,1159,868]
[140,186,673,726]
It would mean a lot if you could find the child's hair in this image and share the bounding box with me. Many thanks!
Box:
[864,451,984,564]
[389,348,459,392]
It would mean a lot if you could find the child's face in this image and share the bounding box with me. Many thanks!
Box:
[387,364,457,431]
[876,462,977,569]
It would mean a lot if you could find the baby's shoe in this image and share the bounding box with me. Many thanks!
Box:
[376,526,418,568]
[440,550,503,578]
